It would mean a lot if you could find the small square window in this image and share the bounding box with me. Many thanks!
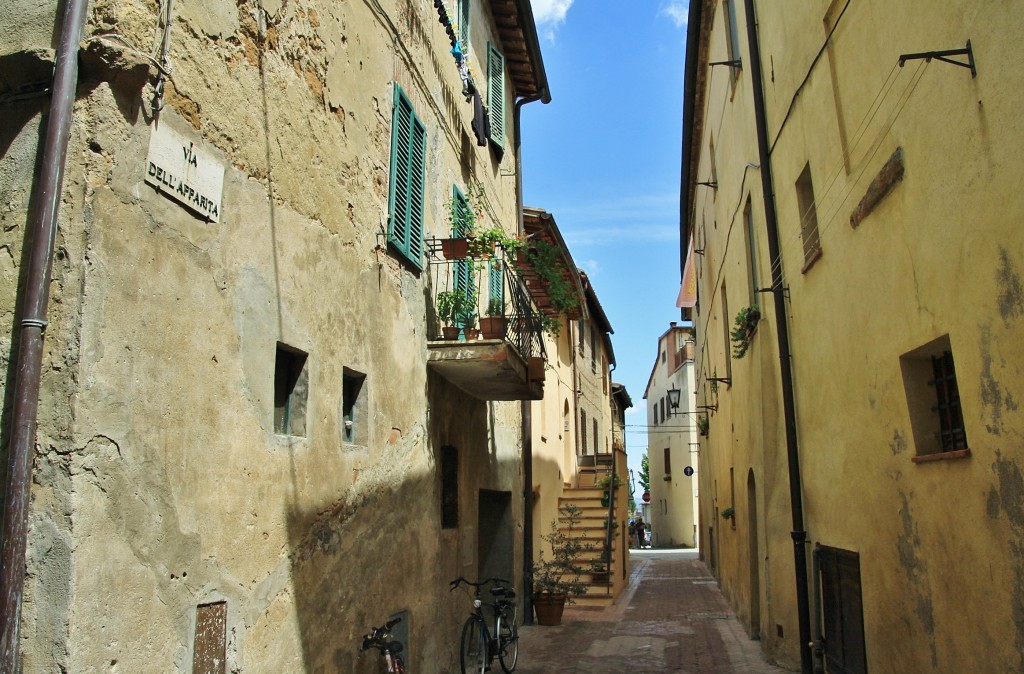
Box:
[274,344,308,437]
[900,335,969,459]
[342,368,366,445]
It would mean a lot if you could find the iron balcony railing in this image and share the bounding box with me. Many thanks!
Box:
[426,239,547,363]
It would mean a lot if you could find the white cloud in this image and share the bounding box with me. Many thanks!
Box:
[659,1,689,29]
[531,0,574,25]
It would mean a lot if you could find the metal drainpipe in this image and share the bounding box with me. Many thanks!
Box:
[515,91,545,625]
[741,1,813,672]
[1,0,90,669]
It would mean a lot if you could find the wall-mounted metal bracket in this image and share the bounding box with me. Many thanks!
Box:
[898,40,975,78]
[696,181,718,189]
[706,377,732,386]
[693,248,705,256]
[710,59,742,68]
[697,404,718,412]
[756,285,790,299]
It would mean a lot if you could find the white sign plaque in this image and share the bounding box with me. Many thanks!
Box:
[145,123,224,222]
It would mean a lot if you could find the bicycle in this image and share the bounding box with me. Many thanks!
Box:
[449,576,519,674]
[360,616,407,673]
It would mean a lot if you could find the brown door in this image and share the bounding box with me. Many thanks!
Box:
[819,546,867,674]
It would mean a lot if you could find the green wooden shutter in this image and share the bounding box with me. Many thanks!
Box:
[487,43,505,148]
[453,186,472,293]
[388,85,425,269]
[458,0,470,49]
[489,259,503,310]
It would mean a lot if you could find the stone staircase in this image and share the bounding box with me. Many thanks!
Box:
[558,487,618,607]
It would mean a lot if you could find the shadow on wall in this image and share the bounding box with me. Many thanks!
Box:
[283,370,524,673]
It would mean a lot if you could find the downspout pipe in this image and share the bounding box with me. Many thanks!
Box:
[515,89,547,626]
[741,1,813,672]
[1,0,90,668]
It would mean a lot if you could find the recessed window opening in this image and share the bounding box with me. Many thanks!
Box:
[664,447,672,477]
[342,368,366,444]
[796,163,822,270]
[580,410,588,454]
[593,419,599,454]
[901,335,969,458]
[441,446,459,529]
[274,343,308,437]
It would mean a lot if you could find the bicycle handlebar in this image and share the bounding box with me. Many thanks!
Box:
[360,617,402,653]
[449,576,511,591]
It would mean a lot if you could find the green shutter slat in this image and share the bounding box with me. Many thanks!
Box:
[408,116,426,264]
[453,186,471,295]
[489,260,503,308]
[487,43,505,148]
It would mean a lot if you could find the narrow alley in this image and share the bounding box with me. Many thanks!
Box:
[516,549,796,674]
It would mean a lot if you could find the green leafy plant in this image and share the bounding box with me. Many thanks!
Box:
[436,288,477,327]
[486,296,505,317]
[520,239,580,325]
[595,473,623,491]
[721,506,735,520]
[730,305,762,359]
[697,415,710,437]
[532,504,594,600]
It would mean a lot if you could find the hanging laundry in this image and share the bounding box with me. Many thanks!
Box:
[471,90,490,147]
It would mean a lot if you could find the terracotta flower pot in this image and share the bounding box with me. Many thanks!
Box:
[442,326,460,340]
[533,593,567,626]
[479,316,507,339]
[440,238,469,260]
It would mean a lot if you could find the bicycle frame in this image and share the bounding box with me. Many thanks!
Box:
[450,577,519,673]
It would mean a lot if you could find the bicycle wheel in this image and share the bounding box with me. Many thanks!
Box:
[460,616,487,674]
[496,606,519,673]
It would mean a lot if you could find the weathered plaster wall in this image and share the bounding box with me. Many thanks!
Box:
[2,0,528,670]
[692,0,1024,672]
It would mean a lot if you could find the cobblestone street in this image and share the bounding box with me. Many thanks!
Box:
[515,549,796,674]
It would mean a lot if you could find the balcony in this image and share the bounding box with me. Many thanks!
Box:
[426,238,547,401]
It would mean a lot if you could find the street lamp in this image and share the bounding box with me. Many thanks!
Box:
[667,385,681,415]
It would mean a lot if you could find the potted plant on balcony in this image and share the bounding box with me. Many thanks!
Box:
[479,296,507,339]
[532,504,593,625]
[697,414,710,437]
[436,288,475,340]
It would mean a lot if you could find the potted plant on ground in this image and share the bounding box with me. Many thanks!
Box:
[479,296,507,339]
[532,503,593,626]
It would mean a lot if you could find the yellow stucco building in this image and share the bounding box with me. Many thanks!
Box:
[681,1,1024,672]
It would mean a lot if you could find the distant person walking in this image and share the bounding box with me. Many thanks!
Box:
[634,517,646,549]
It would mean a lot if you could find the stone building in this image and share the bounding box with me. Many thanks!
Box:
[643,322,697,549]
[0,0,559,671]
[681,1,1024,672]
[524,208,629,608]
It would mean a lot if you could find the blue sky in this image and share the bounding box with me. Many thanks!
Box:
[522,1,691,488]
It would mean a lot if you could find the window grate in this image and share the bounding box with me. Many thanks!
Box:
[930,350,967,451]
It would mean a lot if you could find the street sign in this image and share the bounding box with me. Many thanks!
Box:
[684,466,694,476]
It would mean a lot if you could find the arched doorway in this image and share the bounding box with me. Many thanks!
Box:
[747,469,761,639]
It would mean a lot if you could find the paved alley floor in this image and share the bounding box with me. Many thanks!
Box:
[514,549,797,674]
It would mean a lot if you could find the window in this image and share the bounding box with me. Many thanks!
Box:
[590,326,597,371]
[452,186,476,329]
[580,410,587,453]
[488,259,503,312]
[441,446,459,529]
[487,43,505,149]
[652,403,658,426]
[663,447,672,477]
[744,198,759,304]
[901,336,970,460]
[723,0,742,70]
[274,343,308,437]
[578,318,585,353]
[796,163,822,271]
[593,419,598,454]
[387,85,426,269]
[660,397,666,424]
[457,0,470,48]
[721,281,732,380]
[342,368,366,444]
